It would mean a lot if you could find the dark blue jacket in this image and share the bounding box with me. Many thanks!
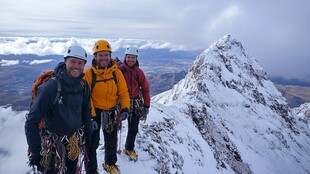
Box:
[25,62,92,156]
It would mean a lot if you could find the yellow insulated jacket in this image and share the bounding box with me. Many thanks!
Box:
[84,59,130,117]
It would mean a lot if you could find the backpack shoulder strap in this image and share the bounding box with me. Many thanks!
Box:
[90,69,96,92]
[112,71,117,84]
[119,66,141,87]
[90,68,118,91]
[119,66,127,74]
[80,78,88,109]
[51,77,62,107]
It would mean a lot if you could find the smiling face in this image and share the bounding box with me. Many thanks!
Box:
[94,51,111,68]
[125,54,137,67]
[65,57,86,78]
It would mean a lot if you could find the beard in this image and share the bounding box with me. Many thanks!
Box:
[97,59,110,68]
[127,61,135,67]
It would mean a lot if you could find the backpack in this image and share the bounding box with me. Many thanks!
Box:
[30,70,62,129]
[31,70,87,129]
[90,69,117,92]
[32,70,61,103]
[118,66,141,88]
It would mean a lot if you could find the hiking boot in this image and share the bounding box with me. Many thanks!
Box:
[124,149,138,161]
[102,163,121,174]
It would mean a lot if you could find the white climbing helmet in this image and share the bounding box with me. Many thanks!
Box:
[125,47,139,57]
[64,45,88,62]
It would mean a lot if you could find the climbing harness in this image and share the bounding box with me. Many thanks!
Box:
[100,107,119,133]
[38,127,87,173]
[129,94,144,122]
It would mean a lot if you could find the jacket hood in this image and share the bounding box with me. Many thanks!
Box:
[54,62,66,76]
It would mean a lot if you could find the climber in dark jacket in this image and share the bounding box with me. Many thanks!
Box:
[25,45,93,173]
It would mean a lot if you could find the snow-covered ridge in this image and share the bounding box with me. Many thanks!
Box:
[152,34,310,173]
[1,35,310,174]
[293,102,310,121]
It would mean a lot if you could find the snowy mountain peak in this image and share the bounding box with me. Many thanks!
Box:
[155,35,277,107]
[151,35,310,174]
[1,35,310,174]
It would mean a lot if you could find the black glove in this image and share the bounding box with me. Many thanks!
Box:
[92,119,98,130]
[121,108,130,121]
[140,107,149,120]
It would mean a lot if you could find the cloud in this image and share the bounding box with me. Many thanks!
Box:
[208,5,241,32]
[0,106,29,173]
[0,59,19,66]
[0,0,310,79]
[29,59,53,65]
[0,37,188,56]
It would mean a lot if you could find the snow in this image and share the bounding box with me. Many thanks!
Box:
[154,34,310,173]
[1,35,310,173]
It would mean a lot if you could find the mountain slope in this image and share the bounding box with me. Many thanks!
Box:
[293,102,310,121]
[1,35,310,174]
[152,35,310,174]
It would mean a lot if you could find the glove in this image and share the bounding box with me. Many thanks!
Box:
[92,119,98,131]
[140,107,149,120]
[121,108,130,121]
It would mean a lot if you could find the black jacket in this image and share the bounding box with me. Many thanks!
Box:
[25,62,92,155]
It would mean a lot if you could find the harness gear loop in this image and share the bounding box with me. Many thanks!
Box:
[40,135,53,168]
[39,128,86,173]
[129,94,144,122]
[100,108,117,133]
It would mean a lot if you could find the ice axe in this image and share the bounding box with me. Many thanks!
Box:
[117,109,122,154]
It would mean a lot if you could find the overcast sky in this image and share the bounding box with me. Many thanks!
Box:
[0,0,309,79]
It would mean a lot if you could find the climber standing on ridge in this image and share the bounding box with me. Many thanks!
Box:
[83,39,130,174]
[118,47,150,161]
[25,45,93,173]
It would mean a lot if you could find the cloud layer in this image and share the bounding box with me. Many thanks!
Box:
[0,37,184,56]
[1,0,310,78]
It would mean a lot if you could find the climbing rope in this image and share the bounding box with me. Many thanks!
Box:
[66,133,80,161]
[38,127,86,174]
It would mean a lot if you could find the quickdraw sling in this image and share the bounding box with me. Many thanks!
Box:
[129,94,144,122]
[39,128,87,174]
[100,107,120,133]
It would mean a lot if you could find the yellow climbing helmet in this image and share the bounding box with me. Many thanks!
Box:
[93,40,112,54]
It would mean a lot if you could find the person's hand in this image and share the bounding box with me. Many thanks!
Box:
[92,119,98,130]
[140,107,149,120]
[121,108,129,121]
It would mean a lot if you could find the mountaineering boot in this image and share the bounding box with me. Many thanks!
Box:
[124,149,138,161]
[103,163,121,174]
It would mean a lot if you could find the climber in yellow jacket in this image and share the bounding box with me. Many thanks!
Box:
[83,40,130,174]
